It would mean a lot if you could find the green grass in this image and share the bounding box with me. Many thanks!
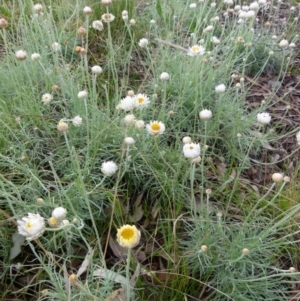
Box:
[0,0,300,300]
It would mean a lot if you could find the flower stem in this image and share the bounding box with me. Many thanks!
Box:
[126,248,132,301]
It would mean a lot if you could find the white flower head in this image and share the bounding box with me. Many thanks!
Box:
[124,137,135,145]
[0,18,8,28]
[212,36,220,45]
[199,109,212,120]
[182,136,192,144]
[15,50,27,60]
[52,207,67,220]
[257,112,271,125]
[33,4,43,13]
[249,1,259,11]
[78,90,88,99]
[101,13,115,23]
[279,39,289,48]
[187,45,205,56]
[190,3,197,8]
[183,143,201,159]
[101,0,112,5]
[91,65,103,74]
[135,119,145,129]
[83,6,93,15]
[134,93,150,109]
[150,19,156,24]
[272,173,284,183]
[203,25,214,33]
[72,115,83,127]
[296,131,300,145]
[17,213,45,241]
[92,20,103,31]
[138,38,148,48]
[42,93,53,104]
[123,114,136,125]
[160,72,170,81]
[215,84,226,93]
[146,121,165,136]
[52,42,61,52]
[117,224,141,249]
[101,161,118,176]
[129,19,136,25]
[31,53,41,61]
[118,96,135,111]
[57,120,68,132]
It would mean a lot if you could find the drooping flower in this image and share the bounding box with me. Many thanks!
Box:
[117,224,141,248]
[15,50,27,60]
[72,115,83,127]
[52,207,67,220]
[17,213,45,241]
[42,93,53,104]
[117,96,135,111]
[101,13,115,23]
[92,20,103,31]
[101,161,118,176]
[183,143,201,159]
[133,93,150,109]
[187,45,205,56]
[199,109,212,120]
[215,84,226,93]
[146,121,165,136]
[138,38,148,48]
[257,112,271,125]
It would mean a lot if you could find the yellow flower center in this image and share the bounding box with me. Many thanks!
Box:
[121,228,135,240]
[191,45,200,52]
[189,146,194,150]
[137,97,144,104]
[151,123,160,131]
[25,221,33,230]
[103,14,109,20]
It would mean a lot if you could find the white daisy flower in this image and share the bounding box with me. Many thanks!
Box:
[92,20,103,31]
[101,161,118,176]
[118,96,135,111]
[133,93,150,109]
[42,93,53,104]
[146,121,165,136]
[101,13,115,23]
[187,45,205,56]
[17,213,45,241]
[257,112,271,125]
[183,143,201,159]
